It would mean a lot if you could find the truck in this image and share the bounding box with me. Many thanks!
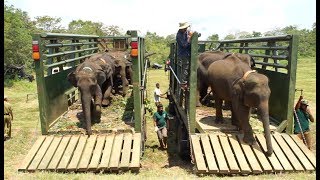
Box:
[18,30,148,172]
[167,33,316,174]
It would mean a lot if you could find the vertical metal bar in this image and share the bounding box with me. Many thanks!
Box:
[187,33,198,134]
[33,34,49,134]
[286,35,298,134]
[131,31,142,133]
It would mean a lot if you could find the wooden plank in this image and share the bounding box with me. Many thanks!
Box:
[119,133,133,170]
[109,133,124,170]
[28,136,55,171]
[56,135,79,171]
[18,136,46,171]
[236,134,262,174]
[190,135,207,173]
[130,133,141,170]
[255,134,283,172]
[209,134,229,173]
[37,136,62,170]
[67,135,87,171]
[78,135,97,171]
[88,135,106,171]
[228,135,251,174]
[246,135,273,173]
[290,134,316,168]
[47,135,71,171]
[281,133,315,171]
[98,134,115,170]
[273,133,304,171]
[200,134,218,173]
[270,135,294,171]
[219,135,240,173]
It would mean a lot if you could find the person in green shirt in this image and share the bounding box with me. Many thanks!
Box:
[153,104,169,149]
[294,95,315,149]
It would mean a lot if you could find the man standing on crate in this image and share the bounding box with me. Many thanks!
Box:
[294,95,315,149]
[176,22,193,90]
[153,104,169,149]
[4,95,13,140]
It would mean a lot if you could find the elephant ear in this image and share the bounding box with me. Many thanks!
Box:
[232,78,245,101]
[96,70,106,85]
[67,71,78,87]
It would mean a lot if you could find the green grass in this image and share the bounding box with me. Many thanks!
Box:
[4,57,316,179]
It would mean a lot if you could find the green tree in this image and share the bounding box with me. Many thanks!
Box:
[252,31,262,37]
[224,34,236,40]
[207,34,219,41]
[144,32,170,64]
[33,15,66,33]
[4,4,34,70]
[68,20,105,36]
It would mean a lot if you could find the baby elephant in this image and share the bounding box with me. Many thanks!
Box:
[67,52,116,135]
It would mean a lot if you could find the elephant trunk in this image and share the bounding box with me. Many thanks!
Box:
[81,94,92,135]
[258,102,273,156]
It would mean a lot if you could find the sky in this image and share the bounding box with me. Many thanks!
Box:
[7,0,316,40]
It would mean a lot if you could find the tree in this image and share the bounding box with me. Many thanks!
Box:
[207,34,219,41]
[104,25,123,36]
[68,20,105,36]
[224,34,236,40]
[33,15,65,33]
[4,4,35,71]
[252,31,262,37]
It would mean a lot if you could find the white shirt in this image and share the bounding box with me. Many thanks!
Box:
[154,88,162,102]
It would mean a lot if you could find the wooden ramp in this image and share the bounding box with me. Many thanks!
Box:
[191,133,316,174]
[18,133,142,173]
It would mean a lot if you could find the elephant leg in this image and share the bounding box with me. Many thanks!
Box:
[239,106,256,145]
[196,77,202,107]
[229,101,240,129]
[102,78,113,106]
[120,67,129,96]
[215,97,224,124]
[93,85,102,122]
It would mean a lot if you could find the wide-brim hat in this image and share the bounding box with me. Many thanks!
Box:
[301,99,309,106]
[179,22,190,29]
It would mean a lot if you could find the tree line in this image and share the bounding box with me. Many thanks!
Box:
[4,3,316,77]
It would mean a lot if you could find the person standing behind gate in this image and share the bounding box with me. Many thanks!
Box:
[4,95,13,140]
[294,95,315,149]
[153,104,169,149]
[154,83,167,106]
[176,22,193,90]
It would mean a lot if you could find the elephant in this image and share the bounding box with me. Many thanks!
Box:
[106,50,132,95]
[67,52,117,135]
[206,54,273,156]
[196,51,255,106]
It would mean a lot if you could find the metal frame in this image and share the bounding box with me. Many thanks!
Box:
[33,31,146,135]
[167,34,298,149]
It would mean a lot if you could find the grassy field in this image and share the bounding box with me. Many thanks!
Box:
[4,57,316,179]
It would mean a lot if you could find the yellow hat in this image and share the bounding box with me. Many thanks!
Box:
[179,22,190,29]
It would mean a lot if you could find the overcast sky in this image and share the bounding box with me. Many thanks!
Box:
[7,0,316,40]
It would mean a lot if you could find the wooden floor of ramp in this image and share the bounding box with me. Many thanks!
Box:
[18,133,141,173]
[191,132,316,174]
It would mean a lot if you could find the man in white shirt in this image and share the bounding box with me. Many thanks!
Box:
[154,83,166,106]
